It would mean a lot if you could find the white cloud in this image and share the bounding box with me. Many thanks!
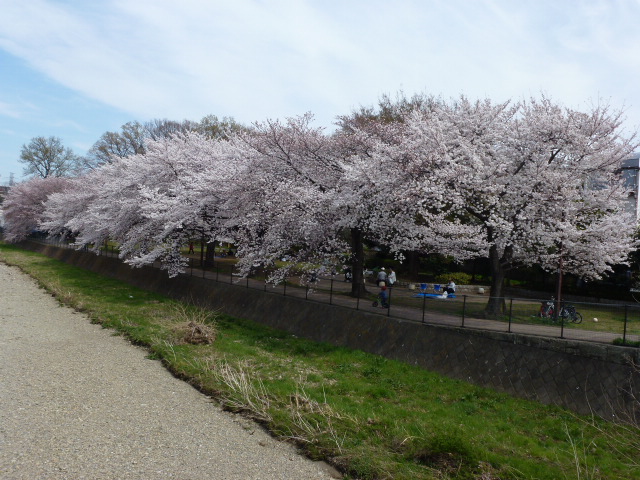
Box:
[0,0,639,131]
[0,101,25,119]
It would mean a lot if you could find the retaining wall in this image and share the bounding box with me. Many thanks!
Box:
[20,242,640,419]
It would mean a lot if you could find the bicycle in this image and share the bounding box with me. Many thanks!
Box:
[372,290,389,308]
[559,304,583,324]
[538,298,582,324]
[539,299,555,319]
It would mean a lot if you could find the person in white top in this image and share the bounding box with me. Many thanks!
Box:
[445,280,456,294]
[387,268,397,287]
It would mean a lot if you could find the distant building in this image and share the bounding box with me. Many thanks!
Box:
[620,152,640,221]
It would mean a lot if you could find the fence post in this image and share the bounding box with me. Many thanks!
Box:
[461,295,467,327]
[246,274,249,289]
[422,292,426,324]
[356,292,360,310]
[508,298,513,333]
[283,278,287,296]
[190,257,193,276]
[559,304,565,339]
[329,279,334,305]
[623,304,628,345]
[306,284,309,300]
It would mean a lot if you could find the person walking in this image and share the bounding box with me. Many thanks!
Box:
[377,285,389,308]
[376,267,388,286]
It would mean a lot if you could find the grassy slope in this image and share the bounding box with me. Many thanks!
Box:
[1,243,638,480]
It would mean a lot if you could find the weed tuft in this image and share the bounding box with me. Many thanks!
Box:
[212,361,273,422]
[286,384,354,454]
[168,303,218,344]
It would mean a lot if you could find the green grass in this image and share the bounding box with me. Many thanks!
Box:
[1,242,639,480]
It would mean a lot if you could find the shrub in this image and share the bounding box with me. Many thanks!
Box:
[612,338,640,348]
[435,272,472,285]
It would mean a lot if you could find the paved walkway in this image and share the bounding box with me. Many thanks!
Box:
[0,263,338,480]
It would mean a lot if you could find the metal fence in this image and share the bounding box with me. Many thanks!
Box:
[41,238,640,347]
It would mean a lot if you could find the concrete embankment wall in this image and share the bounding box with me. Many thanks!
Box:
[20,242,640,419]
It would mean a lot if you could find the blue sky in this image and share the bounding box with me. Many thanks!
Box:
[1,0,640,184]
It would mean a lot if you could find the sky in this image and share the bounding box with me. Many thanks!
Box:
[1,0,640,184]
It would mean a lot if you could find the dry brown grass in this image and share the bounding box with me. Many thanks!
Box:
[169,303,218,344]
[212,360,273,422]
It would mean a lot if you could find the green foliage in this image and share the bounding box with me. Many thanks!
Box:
[435,272,472,285]
[613,338,640,348]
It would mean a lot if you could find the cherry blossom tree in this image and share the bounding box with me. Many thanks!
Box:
[42,131,247,277]
[2,176,71,242]
[227,110,487,296]
[31,95,637,315]
[224,114,349,287]
[222,109,472,296]
[336,93,491,283]
[40,169,109,244]
[118,132,248,275]
[401,96,638,315]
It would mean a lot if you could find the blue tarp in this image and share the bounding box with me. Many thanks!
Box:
[412,293,456,299]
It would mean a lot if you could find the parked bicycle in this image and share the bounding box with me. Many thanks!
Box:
[539,299,555,319]
[538,298,583,324]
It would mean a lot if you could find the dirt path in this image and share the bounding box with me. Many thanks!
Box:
[0,263,338,480]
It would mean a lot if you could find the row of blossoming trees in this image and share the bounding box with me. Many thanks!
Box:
[3,95,638,315]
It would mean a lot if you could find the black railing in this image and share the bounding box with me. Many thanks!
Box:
[34,238,640,347]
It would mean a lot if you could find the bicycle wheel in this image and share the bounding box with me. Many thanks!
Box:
[572,312,583,324]
[372,301,379,307]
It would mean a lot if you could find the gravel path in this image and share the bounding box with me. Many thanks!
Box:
[0,263,339,480]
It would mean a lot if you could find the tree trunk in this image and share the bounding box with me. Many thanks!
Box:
[484,245,506,317]
[554,256,564,322]
[470,258,477,283]
[407,250,420,281]
[204,240,216,267]
[350,228,368,297]
[199,233,205,267]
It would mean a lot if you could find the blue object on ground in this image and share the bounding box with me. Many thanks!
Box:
[412,293,456,299]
